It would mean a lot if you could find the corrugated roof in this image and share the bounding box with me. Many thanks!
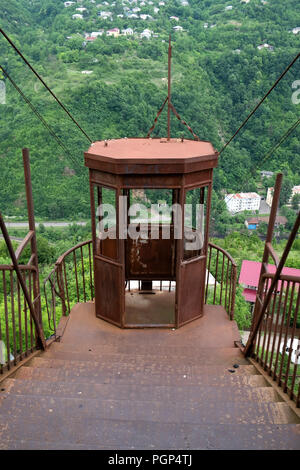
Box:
[239,260,300,288]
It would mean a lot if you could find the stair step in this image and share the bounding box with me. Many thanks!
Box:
[49,341,246,358]
[26,357,258,377]
[1,378,282,403]
[43,347,250,366]
[0,393,298,426]
[1,421,300,450]
[14,365,267,386]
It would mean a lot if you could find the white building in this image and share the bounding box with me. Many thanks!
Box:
[90,31,104,37]
[292,27,300,35]
[122,28,134,35]
[291,185,300,201]
[257,43,274,51]
[173,25,183,32]
[99,11,112,18]
[266,187,273,207]
[64,1,76,7]
[267,185,300,207]
[225,193,261,213]
[140,29,152,39]
[72,13,83,19]
[225,5,233,10]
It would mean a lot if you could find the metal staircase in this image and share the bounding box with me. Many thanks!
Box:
[0,302,299,450]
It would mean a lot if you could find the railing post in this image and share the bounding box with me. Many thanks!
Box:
[230,264,237,320]
[56,262,67,317]
[244,210,300,357]
[22,148,43,331]
[0,213,46,350]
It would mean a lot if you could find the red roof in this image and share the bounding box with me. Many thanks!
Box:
[239,260,300,288]
[242,288,257,303]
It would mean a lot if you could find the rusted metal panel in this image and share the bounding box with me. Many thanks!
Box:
[94,256,123,327]
[126,227,175,279]
[177,258,206,326]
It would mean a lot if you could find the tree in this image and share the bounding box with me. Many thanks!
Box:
[291,193,300,211]
[279,179,293,207]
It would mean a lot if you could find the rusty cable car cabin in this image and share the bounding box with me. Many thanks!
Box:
[84,137,218,328]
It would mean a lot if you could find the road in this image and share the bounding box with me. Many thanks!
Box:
[3,221,88,229]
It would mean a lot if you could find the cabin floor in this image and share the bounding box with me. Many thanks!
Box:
[0,302,300,450]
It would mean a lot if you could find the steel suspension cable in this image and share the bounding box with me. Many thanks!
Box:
[0,28,93,143]
[1,65,82,170]
[219,52,300,154]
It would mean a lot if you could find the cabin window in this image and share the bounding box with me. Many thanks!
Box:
[183,186,208,260]
[93,185,117,260]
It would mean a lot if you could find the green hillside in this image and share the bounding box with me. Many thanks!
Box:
[0,0,299,220]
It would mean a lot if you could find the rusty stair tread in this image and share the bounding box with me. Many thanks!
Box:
[1,378,281,403]
[26,357,258,375]
[0,393,298,426]
[13,365,268,386]
[1,423,300,450]
[42,347,250,365]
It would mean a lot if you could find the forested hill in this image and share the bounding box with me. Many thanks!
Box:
[0,0,299,219]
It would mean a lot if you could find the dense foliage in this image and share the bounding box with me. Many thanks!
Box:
[0,0,299,225]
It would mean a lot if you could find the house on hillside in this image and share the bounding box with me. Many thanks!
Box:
[257,43,274,51]
[72,13,83,19]
[64,1,76,6]
[140,29,153,39]
[98,11,113,19]
[90,31,104,37]
[106,28,120,37]
[245,215,287,231]
[239,260,300,304]
[267,185,300,207]
[122,28,134,35]
[173,25,183,32]
[260,170,274,179]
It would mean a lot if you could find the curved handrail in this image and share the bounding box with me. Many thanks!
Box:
[55,239,92,265]
[43,240,94,336]
[208,242,237,268]
[205,242,237,320]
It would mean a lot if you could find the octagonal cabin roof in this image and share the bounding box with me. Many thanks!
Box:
[84,138,219,175]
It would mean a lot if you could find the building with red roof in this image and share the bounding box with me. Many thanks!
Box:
[239,260,300,303]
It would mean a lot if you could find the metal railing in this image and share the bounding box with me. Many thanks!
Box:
[205,242,237,320]
[43,240,94,335]
[0,265,38,373]
[250,272,300,407]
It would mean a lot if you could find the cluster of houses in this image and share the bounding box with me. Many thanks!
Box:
[83,27,160,40]
[224,181,299,234]
[64,0,186,37]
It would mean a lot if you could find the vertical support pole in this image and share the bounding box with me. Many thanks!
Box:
[22,148,42,328]
[0,213,46,350]
[167,35,172,141]
[56,263,67,317]
[244,210,300,357]
[252,173,283,328]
